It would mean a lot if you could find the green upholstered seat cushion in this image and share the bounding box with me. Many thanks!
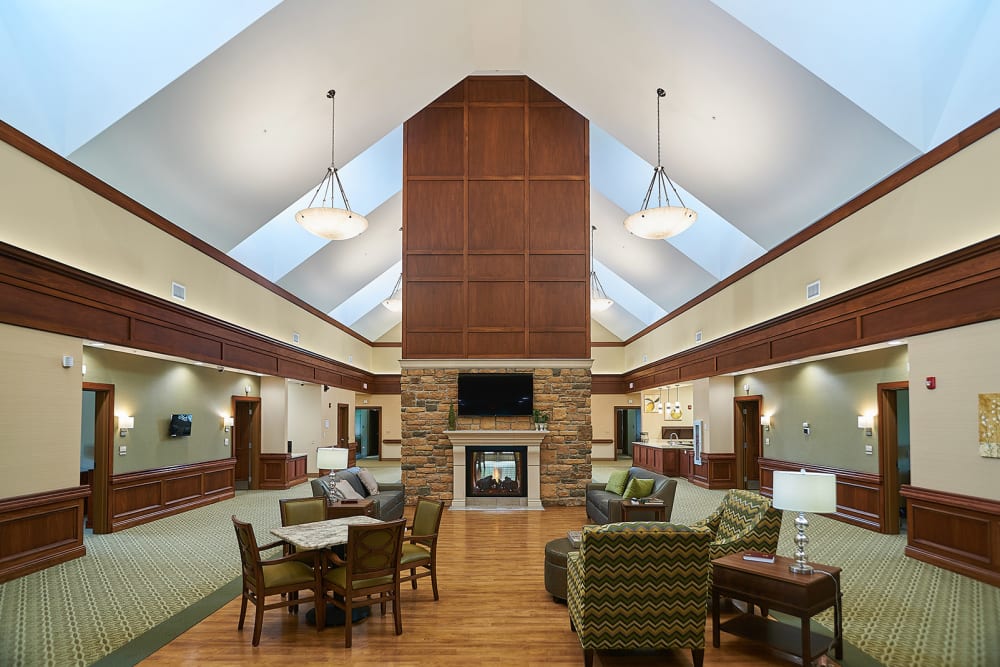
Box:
[622,477,654,499]
[604,470,629,496]
[400,542,431,566]
[324,566,393,590]
[261,560,316,588]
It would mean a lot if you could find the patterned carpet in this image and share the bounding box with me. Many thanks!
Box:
[0,470,997,667]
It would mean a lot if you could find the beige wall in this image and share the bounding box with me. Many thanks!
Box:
[82,347,260,474]
[908,320,1000,501]
[287,381,322,457]
[733,347,907,473]
[260,376,288,455]
[0,324,82,497]
[591,393,628,459]
[356,393,402,459]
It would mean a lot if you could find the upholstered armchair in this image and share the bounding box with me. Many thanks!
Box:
[692,489,782,563]
[567,522,713,667]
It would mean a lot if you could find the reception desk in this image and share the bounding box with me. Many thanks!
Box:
[632,440,694,478]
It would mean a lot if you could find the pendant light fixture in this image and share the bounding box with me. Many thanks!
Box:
[623,88,697,240]
[382,273,403,312]
[295,90,369,240]
[590,225,613,312]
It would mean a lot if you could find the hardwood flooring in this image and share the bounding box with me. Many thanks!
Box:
[143,506,840,666]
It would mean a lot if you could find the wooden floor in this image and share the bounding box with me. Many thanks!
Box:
[143,506,840,666]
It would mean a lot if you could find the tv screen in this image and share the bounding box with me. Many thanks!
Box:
[169,413,192,437]
[457,374,533,416]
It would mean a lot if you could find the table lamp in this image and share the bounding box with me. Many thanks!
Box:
[772,469,836,574]
[316,446,349,475]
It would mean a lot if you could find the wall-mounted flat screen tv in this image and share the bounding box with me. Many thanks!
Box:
[169,413,193,437]
[457,373,533,416]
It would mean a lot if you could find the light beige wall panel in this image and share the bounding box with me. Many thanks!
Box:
[357,393,402,459]
[0,143,372,371]
[590,346,625,374]
[260,376,287,454]
[734,347,907,473]
[626,129,1000,371]
[0,324,82,497]
[705,376,735,454]
[908,320,1000,500]
[591,393,627,459]
[371,347,403,374]
[287,381,321,458]
[82,347,259,474]
[590,321,620,343]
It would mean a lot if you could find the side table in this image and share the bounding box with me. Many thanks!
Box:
[711,553,842,664]
[620,499,667,521]
[326,498,375,519]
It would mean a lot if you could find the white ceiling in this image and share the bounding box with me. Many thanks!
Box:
[3,0,998,342]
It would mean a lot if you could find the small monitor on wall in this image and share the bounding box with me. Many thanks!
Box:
[169,413,192,437]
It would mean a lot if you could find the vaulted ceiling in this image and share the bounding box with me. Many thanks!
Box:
[3,1,998,342]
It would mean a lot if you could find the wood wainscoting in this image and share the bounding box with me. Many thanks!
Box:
[108,459,235,532]
[758,458,884,532]
[689,452,737,490]
[900,485,1000,587]
[258,453,308,490]
[0,486,89,583]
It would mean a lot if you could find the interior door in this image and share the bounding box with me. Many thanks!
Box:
[83,382,114,534]
[734,396,762,490]
[337,403,349,449]
[233,398,259,490]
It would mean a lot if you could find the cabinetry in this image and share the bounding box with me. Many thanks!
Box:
[680,449,693,478]
[632,443,684,477]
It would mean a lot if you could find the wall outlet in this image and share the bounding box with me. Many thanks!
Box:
[118,446,127,455]
[224,438,229,446]
[764,438,770,446]
[865,444,873,454]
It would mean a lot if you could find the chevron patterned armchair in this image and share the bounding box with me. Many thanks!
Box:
[692,489,782,563]
[567,522,713,667]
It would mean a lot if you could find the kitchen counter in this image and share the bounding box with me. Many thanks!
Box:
[632,441,694,477]
[632,440,694,450]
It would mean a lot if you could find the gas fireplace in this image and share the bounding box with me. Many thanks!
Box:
[467,446,527,498]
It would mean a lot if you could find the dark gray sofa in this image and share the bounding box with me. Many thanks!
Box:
[310,467,405,521]
[585,466,677,524]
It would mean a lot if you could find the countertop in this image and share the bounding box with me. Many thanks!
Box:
[632,439,694,450]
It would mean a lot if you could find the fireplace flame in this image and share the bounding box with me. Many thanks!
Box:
[492,467,501,481]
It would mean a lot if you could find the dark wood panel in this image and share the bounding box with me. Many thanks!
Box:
[468,282,524,328]
[371,375,402,394]
[406,282,464,329]
[404,107,465,177]
[528,79,563,104]
[654,369,681,386]
[113,480,162,516]
[0,281,131,342]
[717,342,772,374]
[406,180,465,252]
[163,474,204,505]
[680,357,717,381]
[468,332,526,357]
[468,255,525,281]
[203,469,233,494]
[222,344,279,374]
[469,181,525,251]
[529,281,587,328]
[689,453,737,490]
[528,180,587,252]
[407,254,465,280]
[433,81,465,104]
[770,319,858,360]
[276,358,314,382]
[529,106,587,177]
[591,374,625,394]
[469,106,524,177]
[0,486,88,583]
[468,77,525,103]
[860,276,1000,339]
[133,320,222,360]
[528,331,588,358]
[529,254,588,281]
[405,332,464,357]
[901,485,1000,587]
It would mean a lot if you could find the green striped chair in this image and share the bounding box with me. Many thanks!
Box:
[692,489,782,563]
[567,522,713,667]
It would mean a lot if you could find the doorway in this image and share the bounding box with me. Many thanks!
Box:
[614,406,641,459]
[355,407,381,460]
[232,396,261,490]
[82,382,114,534]
[878,381,910,534]
[734,395,762,490]
[337,403,350,451]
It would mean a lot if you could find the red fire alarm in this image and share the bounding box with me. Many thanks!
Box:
[925,376,936,390]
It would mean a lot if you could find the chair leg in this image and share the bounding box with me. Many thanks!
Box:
[691,648,704,667]
[583,648,594,667]
[238,593,248,630]
[315,593,325,632]
[430,567,439,601]
[344,597,354,649]
[252,602,264,647]
[393,587,403,636]
[410,568,418,589]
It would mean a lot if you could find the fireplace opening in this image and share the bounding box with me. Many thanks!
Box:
[467,446,528,498]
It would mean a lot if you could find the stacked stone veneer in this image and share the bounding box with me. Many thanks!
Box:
[400,367,592,507]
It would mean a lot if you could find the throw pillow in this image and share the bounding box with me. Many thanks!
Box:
[604,470,629,496]
[334,478,365,500]
[357,468,379,495]
[622,477,655,499]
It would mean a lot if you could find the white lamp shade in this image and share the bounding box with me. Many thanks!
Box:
[590,296,614,312]
[316,446,349,470]
[382,296,403,312]
[772,470,836,513]
[623,205,697,240]
[295,207,368,240]
[118,415,134,430]
[223,416,235,428]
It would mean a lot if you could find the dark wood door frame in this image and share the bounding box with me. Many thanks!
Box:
[613,405,640,461]
[356,406,382,459]
[734,395,763,490]
[231,396,261,490]
[337,403,350,449]
[878,381,908,534]
[83,382,114,534]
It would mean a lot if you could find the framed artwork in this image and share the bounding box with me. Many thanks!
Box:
[643,396,662,413]
[980,393,1000,458]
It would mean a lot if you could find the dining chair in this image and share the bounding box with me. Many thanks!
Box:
[231,515,324,646]
[321,518,406,648]
[278,497,327,555]
[399,497,445,600]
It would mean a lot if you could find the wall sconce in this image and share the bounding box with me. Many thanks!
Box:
[857,414,874,436]
[118,415,134,437]
[760,414,771,431]
[223,416,234,433]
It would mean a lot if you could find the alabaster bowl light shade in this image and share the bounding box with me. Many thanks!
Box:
[382,296,403,312]
[316,446,349,471]
[295,207,368,240]
[772,470,836,513]
[623,205,697,240]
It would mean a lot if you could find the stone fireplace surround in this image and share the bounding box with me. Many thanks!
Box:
[399,359,593,508]
[446,430,544,508]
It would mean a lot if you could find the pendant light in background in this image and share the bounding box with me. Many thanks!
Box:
[590,225,613,312]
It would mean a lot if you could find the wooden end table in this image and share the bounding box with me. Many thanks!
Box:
[620,499,667,521]
[711,552,842,664]
[326,497,375,519]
